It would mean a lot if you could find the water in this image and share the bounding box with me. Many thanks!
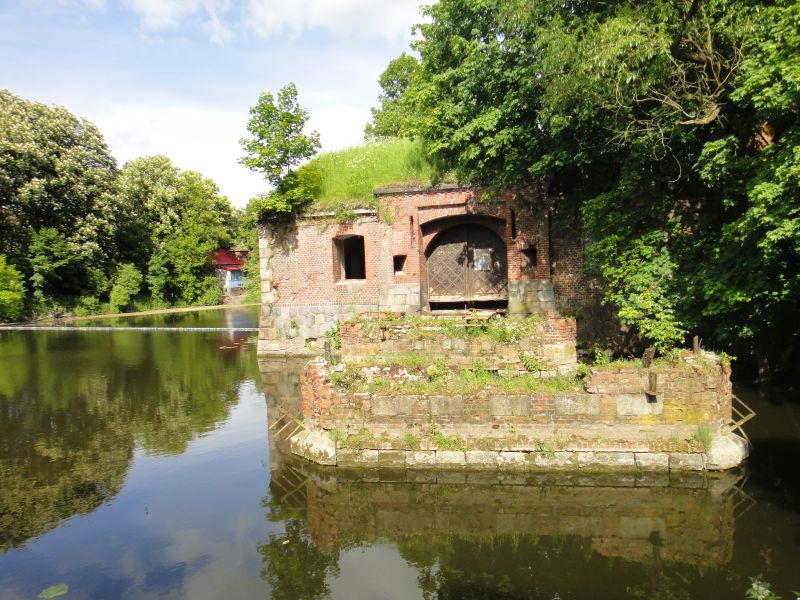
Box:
[0,308,798,599]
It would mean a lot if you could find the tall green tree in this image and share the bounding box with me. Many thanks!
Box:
[240,83,321,217]
[0,89,119,304]
[402,0,798,374]
[365,52,421,138]
[117,156,234,306]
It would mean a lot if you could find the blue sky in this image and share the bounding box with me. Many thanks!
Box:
[0,0,426,206]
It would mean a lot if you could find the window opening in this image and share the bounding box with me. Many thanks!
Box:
[393,255,407,276]
[510,210,517,239]
[334,235,366,280]
[521,244,537,270]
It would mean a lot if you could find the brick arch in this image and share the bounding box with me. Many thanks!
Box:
[420,214,506,257]
[424,218,508,304]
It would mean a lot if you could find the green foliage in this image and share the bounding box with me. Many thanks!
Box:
[0,254,24,321]
[240,83,321,186]
[29,228,86,305]
[73,296,103,316]
[426,358,448,380]
[365,52,421,138]
[308,138,438,210]
[576,363,591,379]
[595,232,686,351]
[403,432,421,449]
[0,89,237,316]
[324,324,342,350]
[695,424,712,452]
[395,0,799,375]
[108,263,143,312]
[434,432,466,451]
[343,428,374,450]
[519,352,540,373]
[0,89,117,297]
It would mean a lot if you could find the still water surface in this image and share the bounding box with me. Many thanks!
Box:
[0,307,798,599]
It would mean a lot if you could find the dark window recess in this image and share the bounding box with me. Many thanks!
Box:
[335,235,366,280]
[393,255,407,275]
[521,244,537,270]
[510,210,517,239]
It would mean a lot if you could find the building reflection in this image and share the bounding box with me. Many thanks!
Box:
[259,359,749,600]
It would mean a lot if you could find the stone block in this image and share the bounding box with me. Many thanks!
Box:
[377,450,406,468]
[634,452,670,470]
[669,452,706,471]
[532,451,574,468]
[290,430,336,466]
[590,452,636,469]
[406,450,437,468]
[436,451,466,466]
[555,394,600,416]
[372,395,414,416]
[490,395,530,416]
[497,451,528,469]
[617,393,663,416]
[465,451,499,467]
[705,434,748,470]
[430,395,464,416]
[337,449,378,467]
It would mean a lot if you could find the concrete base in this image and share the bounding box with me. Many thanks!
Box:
[706,433,749,470]
[290,426,746,472]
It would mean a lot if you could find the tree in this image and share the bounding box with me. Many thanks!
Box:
[240,83,321,186]
[0,90,118,292]
[108,263,143,312]
[400,0,798,374]
[240,83,321,219]
[364,52,421,138]
[117,156,234,306]
[0,254,24,321]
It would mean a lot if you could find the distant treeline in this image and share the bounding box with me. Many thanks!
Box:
[0,90,259,321]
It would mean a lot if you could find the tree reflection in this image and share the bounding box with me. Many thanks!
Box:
[0,328,256,550]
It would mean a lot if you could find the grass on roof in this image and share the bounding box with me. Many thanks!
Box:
[307,137,438,212]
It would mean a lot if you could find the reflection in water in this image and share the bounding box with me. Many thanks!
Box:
[0,322,257,551]
[263,460,744,600]
[259,362,751,600]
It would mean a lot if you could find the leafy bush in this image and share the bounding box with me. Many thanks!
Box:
[0,255,25,321]
[108,263,143,312]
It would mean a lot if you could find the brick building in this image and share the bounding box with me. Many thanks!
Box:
[257,183,588,355]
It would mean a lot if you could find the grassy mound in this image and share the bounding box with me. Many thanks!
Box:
[307,138,438,211]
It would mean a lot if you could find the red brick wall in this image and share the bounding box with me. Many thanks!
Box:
[265,184,554,308]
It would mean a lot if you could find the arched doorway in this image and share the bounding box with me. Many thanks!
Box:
[425,223,508,305]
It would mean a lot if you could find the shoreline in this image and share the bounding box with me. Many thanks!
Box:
[2,302,260,326]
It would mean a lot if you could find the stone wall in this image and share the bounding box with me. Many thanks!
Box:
[338,313,577,374]
[291,352,747,471]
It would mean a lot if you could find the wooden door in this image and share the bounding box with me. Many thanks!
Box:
[426,224,507,303]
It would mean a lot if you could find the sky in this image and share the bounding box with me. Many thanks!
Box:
[0,0,428,207]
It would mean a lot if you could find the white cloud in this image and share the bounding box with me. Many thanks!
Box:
[308,103,371,151]
[95,104,266,206]
[123,0,233,43]
[246,0,426,42]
